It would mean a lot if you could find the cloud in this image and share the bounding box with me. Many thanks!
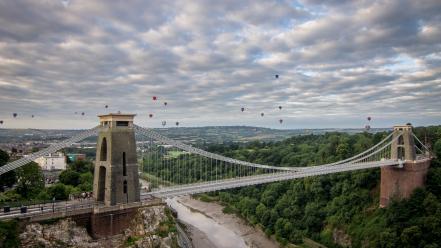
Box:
[0,0,440,129]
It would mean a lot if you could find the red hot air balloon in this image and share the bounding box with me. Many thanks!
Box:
[279,119,283,124]
[241,107,245,112]
[152,96,157,100]
[13,113,17,118]
[149,114,153,118]
[261,113,264,117]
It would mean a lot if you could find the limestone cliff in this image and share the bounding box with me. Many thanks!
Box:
[19,205,178,248]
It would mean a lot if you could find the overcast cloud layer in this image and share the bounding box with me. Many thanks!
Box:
[0,0,440,129]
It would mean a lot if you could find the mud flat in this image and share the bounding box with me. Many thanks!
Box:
[168,196,279,248]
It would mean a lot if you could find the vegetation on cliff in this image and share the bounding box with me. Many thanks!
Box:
[207,126,441,247]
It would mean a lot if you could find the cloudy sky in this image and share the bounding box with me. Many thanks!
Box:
[0,0,440,129]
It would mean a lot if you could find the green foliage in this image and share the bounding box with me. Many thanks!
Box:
[59,170,81,186]
[434,139,441,159]
[198,194,218,202]
[125,236,141,247]
[68,160,93,174]
[204,126,441,247]
[47,183,71,200]
[0,149,16,191]
[222,205,236,214]
[156,207,177,238]
[78,172,93,191]
[426,167,441,196]
[15,162,44,198]
[0,220,20,248]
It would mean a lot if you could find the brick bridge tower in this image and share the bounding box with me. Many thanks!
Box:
[93,113,140,206]
[380,124,431,207]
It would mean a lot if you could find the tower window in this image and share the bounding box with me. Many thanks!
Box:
[123,180,127,194]
[116,121,129,126]
[100,138,107,161]
[123,152,127,176]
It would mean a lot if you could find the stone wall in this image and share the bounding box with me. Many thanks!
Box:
[90,207,138,238]
[380,159,431,207]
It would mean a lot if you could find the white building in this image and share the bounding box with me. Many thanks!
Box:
[34,152,67,171]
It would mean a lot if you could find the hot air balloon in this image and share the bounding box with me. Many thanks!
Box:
[275,74,279,79]
[31,115,34,118]
[0,120,3,124]
[105,105,108,109]
[241,107,245,112]
[367,116,371,121]
[164,102,168,106]
[162,121,166,126]
[278,106,282,110]
[152,96,157,101]
[149,114,153,118]
[176,122,179,126]
[279,119,283,124]
[13,113,17,118]
[260,113,264,117]
[81,112,85,116]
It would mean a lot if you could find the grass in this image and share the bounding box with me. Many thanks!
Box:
[139,172,175,187]
[125,236,141,247]
[166,151,188,159]
[196,193,219,202]
[155,207,177,238]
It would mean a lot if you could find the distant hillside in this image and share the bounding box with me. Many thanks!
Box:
[0,126,392,144]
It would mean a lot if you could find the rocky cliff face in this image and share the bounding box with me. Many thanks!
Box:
[19,205,178,248]
[332,228,352,247]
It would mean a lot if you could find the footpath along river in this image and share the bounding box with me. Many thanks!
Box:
[166,196,279,248]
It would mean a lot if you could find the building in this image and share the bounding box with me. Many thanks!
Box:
[34,152,67,171]
[67,153,86,162]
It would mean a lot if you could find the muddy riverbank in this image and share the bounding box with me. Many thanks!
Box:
[167,196,280,248]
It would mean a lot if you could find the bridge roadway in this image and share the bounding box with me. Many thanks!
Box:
[147,159,401,198]
[0,159,416,221]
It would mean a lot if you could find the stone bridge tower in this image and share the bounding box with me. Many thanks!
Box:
[380,124,431,207]
[93,113,140,206]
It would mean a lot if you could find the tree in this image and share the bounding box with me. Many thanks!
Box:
[427,168,441,197]
[0,149,16,191]
[59,170,80,186]
[0,220,20,248]
[78,172,93,191]
[47,183,70,200]
[69,160,93,173]
[400,226,422,247]
[336,140,350,160]
[15,162,44,198]
[434,139,441,160]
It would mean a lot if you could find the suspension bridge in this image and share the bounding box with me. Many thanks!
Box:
[0,113,432,235]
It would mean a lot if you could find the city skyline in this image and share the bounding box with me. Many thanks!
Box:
[0,0,440,129]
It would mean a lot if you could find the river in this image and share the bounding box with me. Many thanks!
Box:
[166,196,279,248]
